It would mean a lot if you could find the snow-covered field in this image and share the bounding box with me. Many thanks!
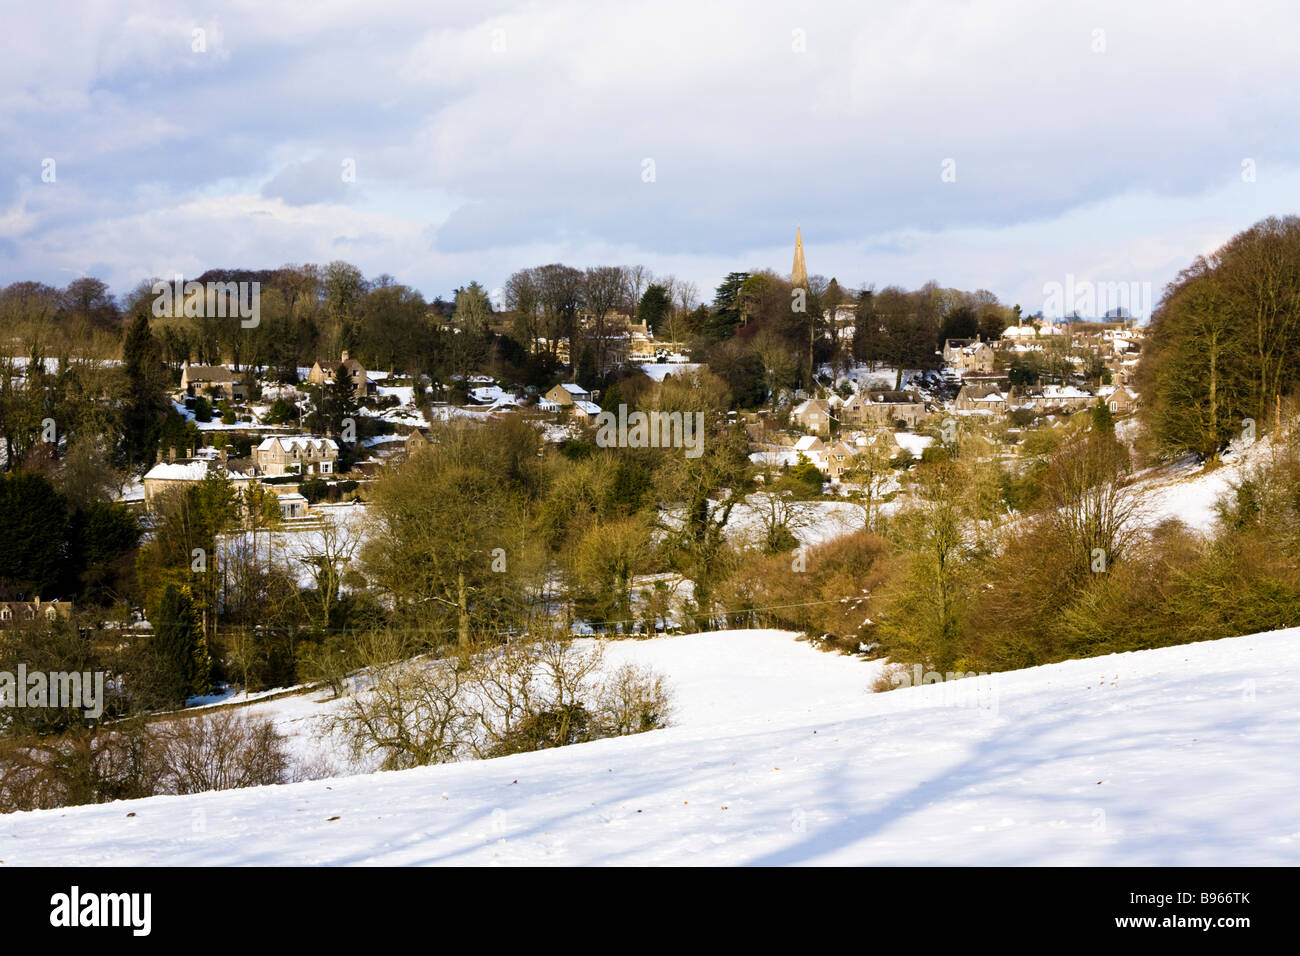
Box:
[3,627,1296,865]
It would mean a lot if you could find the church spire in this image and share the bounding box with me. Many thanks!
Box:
[791,227,808,289]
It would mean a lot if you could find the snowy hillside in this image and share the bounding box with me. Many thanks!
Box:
[3,628,1297,865]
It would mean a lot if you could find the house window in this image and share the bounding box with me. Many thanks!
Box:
[1110,402,1118,412]
[1,608,9,621]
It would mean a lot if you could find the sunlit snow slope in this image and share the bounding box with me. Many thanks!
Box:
[3,628,1297,865]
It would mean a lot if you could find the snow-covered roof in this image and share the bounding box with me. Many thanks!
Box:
[143,461,256,482]
[572,400,602,415]
[1039,385,1092,399]
[257,436,340,452]
[144,462,209,482]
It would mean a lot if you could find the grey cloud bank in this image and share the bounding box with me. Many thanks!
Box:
[1,0,1298,310]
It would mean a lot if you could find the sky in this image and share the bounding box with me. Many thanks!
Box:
[2,0,1298,320]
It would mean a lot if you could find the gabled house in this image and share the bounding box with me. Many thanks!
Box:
[944,338,996,373]
[825,440,858,481]
[308,351,373,398]
[1097,384,1139,415]
[838,392,869,426]
[253,436,340,476]
[954,383,1008,413]
[862,390,927,427]
[792,398,833,436]
[0,596,72,628]
[405,428,434,457]
[542,383,591,408]
[181,362,246,402]
[856,428,903,458]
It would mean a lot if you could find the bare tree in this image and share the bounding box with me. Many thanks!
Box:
[297,516,359,629]
[535,263,584,365]
[584,265,628,372]
[746,487,816,554]
[504,267,542,353]
[624,264,651,316]
[1039,432,1141,579]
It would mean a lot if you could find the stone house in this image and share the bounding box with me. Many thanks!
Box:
[1098,384,1139,415]
[253,436,340,476]
[792,398,833,437]
[141,451,257,510]
[954,383,1008,413]
[861,390,927,428]
[542,383,591,408]
[0,597,73,628]
[308,351,372,398]
[181,363,246,401]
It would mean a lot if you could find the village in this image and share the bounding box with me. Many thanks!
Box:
[128,233,1145,556]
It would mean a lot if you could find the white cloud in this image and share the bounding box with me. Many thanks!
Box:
[0,0,1297,307]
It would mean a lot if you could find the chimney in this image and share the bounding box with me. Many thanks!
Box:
[341,350,350,362]
[185,446,194,460]
[169,447,177,462]
[218,447,228,462]
[33,595,40,609]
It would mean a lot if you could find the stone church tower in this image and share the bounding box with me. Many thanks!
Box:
[791,227,809,289]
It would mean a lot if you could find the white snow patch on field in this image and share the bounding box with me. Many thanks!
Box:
[3,627,1297,865]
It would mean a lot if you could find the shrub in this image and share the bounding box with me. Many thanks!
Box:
[158,711,291,794]
[0,711,292,812]
[299,477,329,504]
[592,663,673,736]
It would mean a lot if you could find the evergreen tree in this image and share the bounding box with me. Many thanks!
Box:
[157,407,200,460]
[708,272,750,340]
[121,314,168,464]
[151,584,210,704]
[638,283,671,336]
[0,471,71,597]
[576,347,598,390]
[1092,400,1115,434]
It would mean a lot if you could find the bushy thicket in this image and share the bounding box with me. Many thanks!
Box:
[719,530,891,653]
[0,710,296,813]
[867,414,1300,675]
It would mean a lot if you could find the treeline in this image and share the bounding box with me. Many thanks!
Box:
[854,283,1015,376]
[3,259,1022,421]
[1140,215,1300,458]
